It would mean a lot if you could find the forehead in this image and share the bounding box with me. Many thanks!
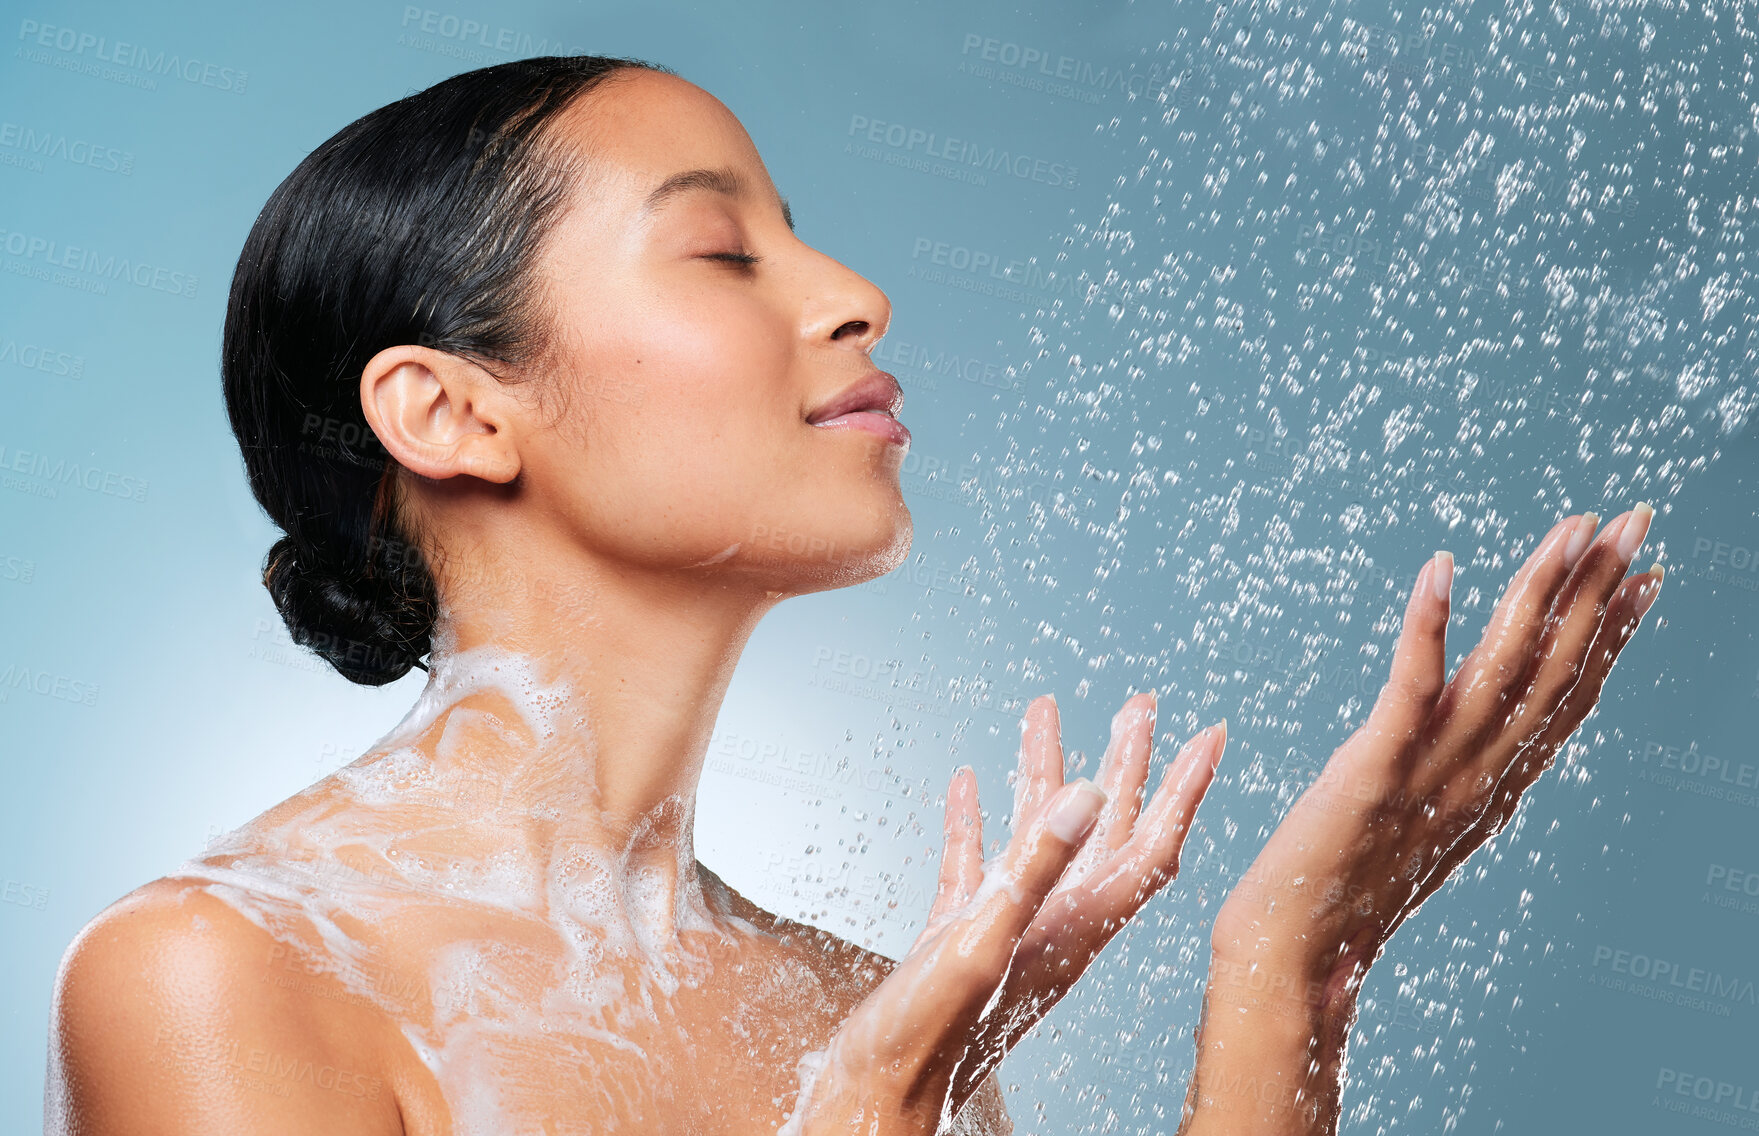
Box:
[550,69,778,218]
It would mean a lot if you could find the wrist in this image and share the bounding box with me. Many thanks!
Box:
[1177,950,1357,1136]
[1203,951,1339,1038]
[791,1060,946,1136]
[1209,908,1383,1037]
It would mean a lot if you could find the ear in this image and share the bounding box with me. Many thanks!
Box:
[359,345,521,484]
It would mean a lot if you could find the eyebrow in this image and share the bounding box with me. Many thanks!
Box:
[640,165,794,233]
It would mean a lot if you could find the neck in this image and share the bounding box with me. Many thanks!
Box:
[360,540,781,937]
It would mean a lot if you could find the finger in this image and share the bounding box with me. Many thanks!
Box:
[1091,721,1227,904]
[1502,506,1654,745]
[1411,566,1662,909]
[1051,693,1157,899]
[1091,691,1157,850]
[930,766,985,922]
[1432,514,1587,741]
[1538,562,1662,752]
[991,727,1225,1074]
[951,779,1107,956]
[833,781,1105,1080]
[1363,552,1452,747]
[1391,515,1633,882]
[1498,566,1662,815]
[1010,694,1065,831]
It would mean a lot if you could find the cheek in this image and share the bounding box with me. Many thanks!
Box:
[627,299,795,472]
[538,299,803,555]
[580,279,788,410]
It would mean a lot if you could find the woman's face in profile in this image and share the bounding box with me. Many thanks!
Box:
[514,68,911,591]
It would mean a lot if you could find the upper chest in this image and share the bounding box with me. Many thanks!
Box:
[311,906,869,1136]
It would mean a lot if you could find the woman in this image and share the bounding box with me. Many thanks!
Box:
[44,56,1663,1135]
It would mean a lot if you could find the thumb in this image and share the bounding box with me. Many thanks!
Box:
[950,779,1108,955]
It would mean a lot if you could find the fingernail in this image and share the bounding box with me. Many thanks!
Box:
[1563,512,1598,568]
[1045,779,1107,843]
[1430,550,1453,601]
[1616,502,1653,563]
[1635,564,1664,616]
[1537,515,1577,558]
[1209,720,1228,768]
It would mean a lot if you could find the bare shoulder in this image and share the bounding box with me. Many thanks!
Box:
[48,876,403,1135]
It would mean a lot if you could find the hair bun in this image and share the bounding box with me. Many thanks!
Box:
[263,535,429,686]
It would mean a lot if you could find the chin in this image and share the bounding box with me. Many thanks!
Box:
[776,501,913,597]
[862,508,913,578]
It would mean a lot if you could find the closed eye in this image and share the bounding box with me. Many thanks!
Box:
[703,251,762,268]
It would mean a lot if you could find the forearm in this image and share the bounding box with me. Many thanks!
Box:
[1177,951,1351,1136]
[950,1072,1014,1136]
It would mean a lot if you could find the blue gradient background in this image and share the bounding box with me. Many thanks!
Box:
[3,1,1756,1132]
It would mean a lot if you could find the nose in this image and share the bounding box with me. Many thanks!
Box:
[801,248,892,357]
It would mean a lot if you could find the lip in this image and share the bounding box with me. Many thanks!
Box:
[806,370,910,447]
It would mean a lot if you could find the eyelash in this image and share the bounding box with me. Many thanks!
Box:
[704,251,762,269]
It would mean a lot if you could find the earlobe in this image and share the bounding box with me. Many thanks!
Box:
[358,344,522,484]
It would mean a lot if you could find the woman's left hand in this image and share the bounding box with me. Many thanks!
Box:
[1186,505,1663,1134]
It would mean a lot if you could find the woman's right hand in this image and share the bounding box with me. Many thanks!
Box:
[784,699,1226,1135]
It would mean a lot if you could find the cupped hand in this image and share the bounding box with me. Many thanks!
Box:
[786,695,1226,1135]
[1210,505,1664,1031]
